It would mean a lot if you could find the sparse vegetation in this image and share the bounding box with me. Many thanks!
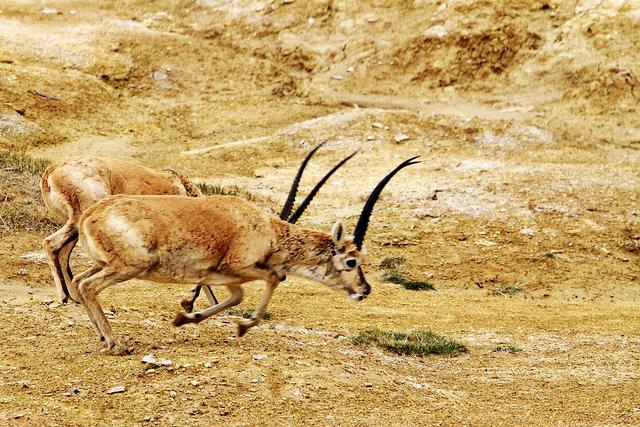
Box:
[352,329,468,357]
[222,308,271,321]
[196,182,244,197]
[491,285,523,296]
[379,255,406,269]
[492,345,523,354]
[0,151,56,233]
[382,269,435,291]
[0,151,50,175]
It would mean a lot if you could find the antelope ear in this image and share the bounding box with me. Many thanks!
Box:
[331,221,346,248]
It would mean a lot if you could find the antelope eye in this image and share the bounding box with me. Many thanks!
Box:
[345,258,358,269]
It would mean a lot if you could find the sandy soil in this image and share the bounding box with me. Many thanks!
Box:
[1,0,639,425]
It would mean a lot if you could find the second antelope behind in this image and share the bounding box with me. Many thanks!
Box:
[74,157,420,355]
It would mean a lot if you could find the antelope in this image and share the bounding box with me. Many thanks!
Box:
[41,156,201,304]
[180,142,357,312]
[41,145,354,309]
[73,156,419,355]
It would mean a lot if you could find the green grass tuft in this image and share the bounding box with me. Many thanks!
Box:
[0,151,50,175]
[223,308,271,321]
[379,255,406,269]
[492,345,523,354]
[382,269,435,291]
[196,182,244,197]
[352,329,468,357]
[491,285,523,296]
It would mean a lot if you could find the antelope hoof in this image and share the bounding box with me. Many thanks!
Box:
[236,319,254,337]
[173,312,190,327]
[103,343,133,356]
[180,299,194,313]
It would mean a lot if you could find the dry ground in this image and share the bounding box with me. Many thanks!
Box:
[1,0,639,425]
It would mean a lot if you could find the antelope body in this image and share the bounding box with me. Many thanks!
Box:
[41,156,200,304]
[73,157,418,355]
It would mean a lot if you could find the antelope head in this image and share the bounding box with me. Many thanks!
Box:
[285,156,420,302]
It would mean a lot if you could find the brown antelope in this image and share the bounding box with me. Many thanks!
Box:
[41,156,201,304]
[41,145,354,309]
[179,142,357,312]
[73,156,419,355]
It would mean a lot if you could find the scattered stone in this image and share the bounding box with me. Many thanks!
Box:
[41,7,58,14]
[18,269,28,276]
[41,298,54,305]
[346,66,354,73]
[143,416,155,422]
[252,375,267,383]
[203,362,212,368]
[364,382,373,387]
[142,354,156,364]
[292,389,303,398]
[190,380,200,387]
[169,391,177,397]
[519,228,536,237]
[106,386,126,395]
[424,25,447,38]
[366,135,375,141]
[145,369,156,375]
[63,387,80,397]
[20,252,47,263]
[152,70,168,81]
[371,122,383,129]
[140,319,154,327]
[393,133,410,143]
[13,412,27,419]
[330,74,344,81]
[49,302,61,309]
[252,354,267,361]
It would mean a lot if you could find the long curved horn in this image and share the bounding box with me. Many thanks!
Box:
[279,141,328,220]
[353,156,420,250]
[288,151,358,224]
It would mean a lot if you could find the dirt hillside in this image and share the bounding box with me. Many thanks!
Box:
[1,0,639,425]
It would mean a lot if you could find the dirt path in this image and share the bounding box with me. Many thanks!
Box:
[1,0,639,425]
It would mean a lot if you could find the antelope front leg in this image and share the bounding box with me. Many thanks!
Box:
[237,278,279,337]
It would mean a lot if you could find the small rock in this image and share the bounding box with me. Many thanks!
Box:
[145,369,156,375]
[159,359,172,366]
[364,382,373,387]
[143,416,154,422]
[283,0,294,4]
[519,228,536,237]
[252,375,267,383]
[107,386,126,395]
[19,252,47,263]
[142,354,157,365]
[13,412,27,419]
[152,70,168,81]
[18,269,28,276]
[169,391,177,397]
[346,66,354,73]
[252,354,267,361]
[203,362,212,368]
[371,122,384,129]
[393,133,410,143]
[41,7,58,14]
[330,74,344,81]
[190,380,200,387]
[366,135,375,141]
[49,302,61,309]
[292,389,304,398]
[41,298,54,305]
[67,321,74,327]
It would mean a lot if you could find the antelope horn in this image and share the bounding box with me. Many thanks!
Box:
[352,156,421,250]
[287,150,358,224]
[279,141,328,221]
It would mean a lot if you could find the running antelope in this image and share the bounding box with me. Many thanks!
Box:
[41,156,201,304]
[180,142,357,312]
[73,157,418,355]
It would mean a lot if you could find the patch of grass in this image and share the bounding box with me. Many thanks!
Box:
[0,151,50,175]
[352,329,468,357]
[382,269,435,291]
[0,151,56,234]
[223,308,271,321]
[379,255,406,269]
[492,345,523,354]
[196,182,244,197]
[491,285,523,296]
